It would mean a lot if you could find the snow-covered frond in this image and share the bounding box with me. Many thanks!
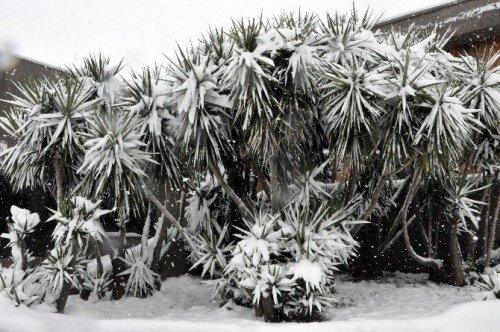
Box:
[228,210,282,269]
[199,26,234,64]
[124,66,182,187]
[317,9,379,64]
[36,79,99,156]
[0,77,96,192]
[474,134,500,173]
[221,45,276,131]
[414,88,479,166]
[475,270,500,300]
[78,108,153,218]
[69,54,124,104]
[319,59,384,170]
[282,200,361,266]
[458,49,500,132]
[119,248,158,298]
[39,246,85,299]
[289,159,335,206]
[48,196,111,248]
[8,205,40,235]
[0,267,39,306]
[168,49,232,165]
[443,175,485,231]
[82,269,112,302]
[190,223,233,278]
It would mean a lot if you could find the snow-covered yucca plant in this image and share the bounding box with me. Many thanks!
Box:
[38,246,85,306]
[82,269,112,302]
[0,78,100,205]
[475,270,500,300]
[0,206,40,271]
[0,267,39,306]
[190,223,233,278]
[119,248,158,298]
[48,196,111,249]
[222,199,361,321]
[69,54,124,104]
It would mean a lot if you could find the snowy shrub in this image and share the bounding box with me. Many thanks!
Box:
[221,199,362,321]
[119,249,158,298]
[48,196,111,248]
[82,269,112,302]
[0,206,40,270]
[475,270,500,300]
[38,246,86,302]
[0,267,39,306]
[190,223,233,278]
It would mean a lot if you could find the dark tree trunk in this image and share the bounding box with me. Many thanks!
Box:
[54,154,65,209]
[448,220,466,286]
[269,153,280,215]
[55,240,77,313]
[111,223,127,300]
[476,182,492,262]
[400,168,445,278]
[262,295,279,322]
[485,178,500,267]
[207,156,252,218]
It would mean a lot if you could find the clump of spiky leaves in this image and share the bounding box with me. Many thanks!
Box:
[78,108,153,220]
[0,78,100,199]
[0,267,40,306]
[49,196,111,249]
[39,246,86,302]
[0,206,40,271]
[124,65,182,187]
[82,269,112,302]
[168,48,232,166]
[475,270,500,300]
[190,223,233,278]
[221,197,362,321]
[119,248,158,298]
[69,54,124,104]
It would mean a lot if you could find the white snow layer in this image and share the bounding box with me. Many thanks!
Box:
[1,273,499,332]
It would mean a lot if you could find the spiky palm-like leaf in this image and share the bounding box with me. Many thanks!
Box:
[320,59,384,170]
[78,108,153,219]
[124,66,182,186]
[169,49,232,165]
[0,78,99,192]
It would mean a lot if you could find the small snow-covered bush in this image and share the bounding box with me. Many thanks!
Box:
[0,206,40,270]
[475,270,500,300]
[190,223,233,278]
[119,248,158,298]
[0,267,39,306]
[221,199,362,321]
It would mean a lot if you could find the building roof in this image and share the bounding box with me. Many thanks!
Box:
[375,0,500,49]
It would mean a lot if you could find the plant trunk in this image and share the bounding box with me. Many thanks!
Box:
[485,178,500,267]
[476,182,492,263]
[344,167,358,206]
[143,185,197,254]
[92,237,103,277]
[207,156,252,218]
[111,222,127,300]
[262,294,279,322]
[269,153,280,215]
[55,240,77,313]
[448,220,466,286]
[54,154,65,209]
[400,167,444,277]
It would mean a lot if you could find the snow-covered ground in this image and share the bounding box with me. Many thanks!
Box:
[1,272,499,332]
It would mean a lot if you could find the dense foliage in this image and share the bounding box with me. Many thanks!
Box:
[0,8,499,321]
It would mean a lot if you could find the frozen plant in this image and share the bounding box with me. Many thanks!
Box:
[222,199,362,321]
[475,270,500,300]
[0,206,40,270]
